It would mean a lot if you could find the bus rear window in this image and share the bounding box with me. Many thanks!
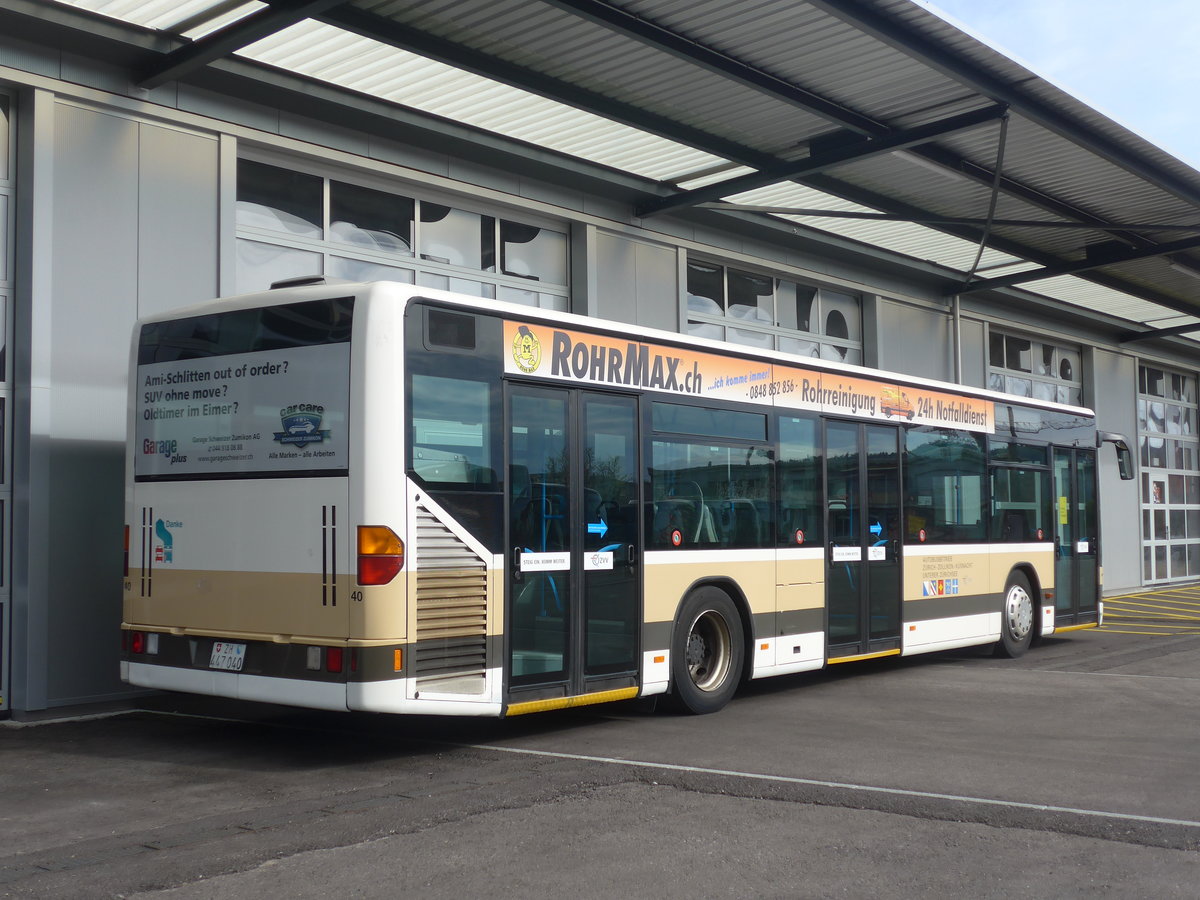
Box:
[134,297,353,481]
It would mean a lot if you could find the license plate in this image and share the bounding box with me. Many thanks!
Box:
[209,641,246,672]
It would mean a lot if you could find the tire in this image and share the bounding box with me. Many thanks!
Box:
[668,587,745,714]
[995,570,1036,658]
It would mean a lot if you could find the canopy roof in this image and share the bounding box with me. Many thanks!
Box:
[17,0,1200,343]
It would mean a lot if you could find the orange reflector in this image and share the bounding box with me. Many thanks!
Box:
[394,649,403,672]
[357,525,404,585]
[909,625,917,631]
[653,655,665,664]
[760,643,769,651]
[358,525,404,556]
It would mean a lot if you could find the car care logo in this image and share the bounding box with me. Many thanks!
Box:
[511,325,542,374]
[155,518,179,564]
[273,403,331,449]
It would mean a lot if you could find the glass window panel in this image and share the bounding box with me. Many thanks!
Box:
[329,181,413,256]
[839,347,863,366]
[1171,544,1188,577]
[727,269,774,326]
[1188,476,1200,504]
[1058,348,1079,383]
[650,440,772,549]
[1170,474,1186,504]
[1144,546,1152,581]
[1059,385,1083,406]
[777,281,817,333]
[0,294,6,385]
[821,290,860,341]
[989,332,1005,368]
[1004,336,1031,372]
[500,221,566,284]
[237,160,322,238]
[1004,375,1032,397]
[1168,404,1183,434]
[0,196,7,282]
[686,261,724,311]
[235,239,321,294]
[652,403,766,441]
[497,286,567,310]
[987,372,1005,393]
[1143,508,1151,540]
[1171,509,1186,539]
[906,428,986,542]
[728,327,775,349]
[780,335,820,358]
[419,203,494,270]
[410,374,492,486]
[0,94,8,180]
[1183,376,1197,404]
[1032,381,1056,402]
[1148,402,1166,433]
[328,256,414,283]
[821,343,851,363]
[1137,399,1148,431]
[1171,373,1185,401]
[687,321,724,341]
[779,416,822,547]
[418,272,496,298]
[1182,407,1195,436]
[1147,437,1166,468]
[1156,545,1167,580]
[1036,344,1054,376]
[1155,509,1168,539]
[1144,366,1165,397]
[1190,544,1200,576]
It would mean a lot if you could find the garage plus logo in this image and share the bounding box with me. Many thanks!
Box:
[273,403,331,449]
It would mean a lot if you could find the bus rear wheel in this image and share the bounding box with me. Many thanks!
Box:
[995,571,1035,658]
[669,587,745,714]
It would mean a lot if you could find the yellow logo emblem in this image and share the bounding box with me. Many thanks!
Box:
[512,325,541,374]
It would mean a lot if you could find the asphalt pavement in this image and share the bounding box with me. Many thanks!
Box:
[3,619,1199,898]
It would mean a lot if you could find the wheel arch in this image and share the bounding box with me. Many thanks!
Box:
[1006,562,1044,639]
[672,576,755,684]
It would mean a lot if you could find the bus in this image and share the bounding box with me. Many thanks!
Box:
[122,279,1134,716]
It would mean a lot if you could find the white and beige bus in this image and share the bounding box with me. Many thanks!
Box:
[122,279,1133,716]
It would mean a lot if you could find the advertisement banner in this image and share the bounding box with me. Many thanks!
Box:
[134,344,350,479]
[504,320,993,433]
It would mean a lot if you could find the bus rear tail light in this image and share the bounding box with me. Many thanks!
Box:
[357,526,404,585]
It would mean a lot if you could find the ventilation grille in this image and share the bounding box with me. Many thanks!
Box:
[413,506,488,692]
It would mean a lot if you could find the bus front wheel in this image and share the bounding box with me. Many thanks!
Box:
[995,571,1035,658]
[668,587,745,714]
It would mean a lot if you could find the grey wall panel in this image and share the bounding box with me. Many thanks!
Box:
[137,124,219,316]
[596,232,678,333]
[1089,348,1141,593]
[48,103,139,705]
[958,317,986,389]
[875,299,952,383]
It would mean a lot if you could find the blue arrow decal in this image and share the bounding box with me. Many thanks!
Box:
[587,519,608,538]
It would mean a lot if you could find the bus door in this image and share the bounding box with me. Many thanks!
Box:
[826,420,903,659]
[506,384,641,703]
[1052,447,1099,624]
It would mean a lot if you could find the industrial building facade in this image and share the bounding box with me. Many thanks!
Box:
[1,0,1198,714]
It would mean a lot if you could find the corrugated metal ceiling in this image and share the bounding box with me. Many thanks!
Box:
[45,0,1200,344]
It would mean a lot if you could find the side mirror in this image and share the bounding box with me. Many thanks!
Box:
[1098,431,1135,481]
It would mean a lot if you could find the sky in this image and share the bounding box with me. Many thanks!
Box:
[917,0,1200,170]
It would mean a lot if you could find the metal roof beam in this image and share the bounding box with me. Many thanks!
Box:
[549,0,1154,249]
[1120,321,1200,343]
[137,0,348,90]
[954,236,1200,294]
[540,0,884,135]
[315,4,780,171]
[638,104,1008,218]
[810,0,1200,212]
